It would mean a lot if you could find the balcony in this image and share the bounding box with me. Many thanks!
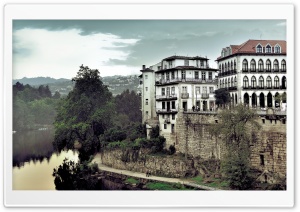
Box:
[181,93,189,99]
[218,70,237,77]
[164,118,170,123]
[242,86,286,90]
[201,93,209,99]
[228,86,237,91]
[156,108,178,114]
[155,78,217,85]
[156,94,177,101]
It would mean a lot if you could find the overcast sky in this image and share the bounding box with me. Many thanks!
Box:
[12,20,286,79]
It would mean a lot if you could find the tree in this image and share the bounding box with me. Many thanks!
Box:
[209,104,261,189]
[214,88,230,108]
[52,158,99,190]
[115,89,142,123]
[52,91,61,99]
[53,65,114,161]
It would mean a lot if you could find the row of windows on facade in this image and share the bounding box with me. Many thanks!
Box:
[219,59,286,72]
[242,76,286,88]
[219,76,287,88]
[159,86,214,96]
[157,60,207,70]
[242,59,286,71]
[160,70,213,81]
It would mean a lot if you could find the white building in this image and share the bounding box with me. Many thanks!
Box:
[216,40,287,110]
[140,55,218,146]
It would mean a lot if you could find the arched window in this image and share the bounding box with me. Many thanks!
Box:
[266,44,272,53]
[222,79,225,88]
[251,76,257,88]
[274,76,280,88]
[243,76,249,88]
[234,61,236,70]
[228,78,231,87]
[282,76,286,89]
[275,45,281,53]
[225,63,227,72]
[259,76,264,88]
[274,59,279,71]
[258,59,264,71]
[234,76,237,86]
[222,64,224,72]
[256,44,262,53]
[228,62,230,71]
[231,77,234,87]
[281,59,286,71]
[219,80,222,88]
[266,76,272,88]
[250,59,256,71]
[230,61,233,71]
[225,78,228,88]
[266,59,271,71]
[242,59,248,71]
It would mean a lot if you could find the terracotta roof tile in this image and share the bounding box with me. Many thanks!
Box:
[217,39,286,60]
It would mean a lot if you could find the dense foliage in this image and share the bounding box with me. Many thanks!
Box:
[52,158,100,190]
[53,65,145,161]
[13,82,59,131]
[54,65,114,160]
[209,104,261,190]
[214,88,230,108]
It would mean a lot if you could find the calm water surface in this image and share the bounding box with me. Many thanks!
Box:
[13,130,79,190]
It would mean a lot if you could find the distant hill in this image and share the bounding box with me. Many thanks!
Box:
[13,75,141,96]
[13,77,70,86]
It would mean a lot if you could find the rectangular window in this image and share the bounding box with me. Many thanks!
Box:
[162,102,165,109]
[171,87,175,95]
[209,87,214,93]
[166,72,170,80]
[262,119,265,124]
[181,70,186,80]
[145,75,148,79]
[172,114,175,120]
[164,65,167,69]
[146,99,148,105]
[200,61,204,67]
[145,87,148,91]
[172,101,175,109]
[203,86,207,94]
[182,86,187,93]
[195,71,199,79]
[171,71,175,79]
[164,124,167,129]
[158,66,161,70]
[202,72,206,80]
[260,155,265,166]
[184,60,189,66]
[166,87,170,96]
[169,61,173,68]
[162,88,165,96]
[195,86,200,94]
[209,72,212,80]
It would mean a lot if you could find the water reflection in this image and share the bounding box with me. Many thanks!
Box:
[13,130,79,190]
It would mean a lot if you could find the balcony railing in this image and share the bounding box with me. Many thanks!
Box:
[242,69,286,74]
[164,118,170,123]
[155,78,217,85]
[156,94,177,100]
[156,108,178,114]
[201,93,209,99]
[252,108,286,116]
[183,109,217,114]
[218,70,237,77]
[242,86,286,90]
[181,93,189,99]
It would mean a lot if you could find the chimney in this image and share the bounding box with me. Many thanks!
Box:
[142,65,146,70]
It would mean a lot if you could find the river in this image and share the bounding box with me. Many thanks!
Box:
[12,129,79,190]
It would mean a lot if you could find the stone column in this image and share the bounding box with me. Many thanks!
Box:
[257,95,260,108]
[264,94,268,108]
[249,95,252,108]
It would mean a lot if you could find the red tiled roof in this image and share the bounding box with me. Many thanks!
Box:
[217,39,286,60]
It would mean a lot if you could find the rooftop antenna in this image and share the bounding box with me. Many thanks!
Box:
[260,33,262,39]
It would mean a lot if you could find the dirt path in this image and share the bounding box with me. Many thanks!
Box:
[92,153,219,191]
